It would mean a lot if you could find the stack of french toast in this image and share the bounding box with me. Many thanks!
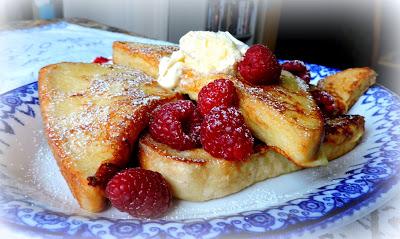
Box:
[38,31,376,218]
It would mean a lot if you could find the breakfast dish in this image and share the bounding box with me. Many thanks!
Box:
[36,31,378,218]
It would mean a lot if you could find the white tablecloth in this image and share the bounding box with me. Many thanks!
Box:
[0,21,172,94]
[0,21,399,239]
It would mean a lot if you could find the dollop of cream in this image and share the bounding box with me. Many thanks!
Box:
[157,31,248,90]
[157,51,184,89]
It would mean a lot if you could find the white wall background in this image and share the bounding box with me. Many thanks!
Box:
[0,0,33,24]
[62,0,208,42]
[63,0,170,40]
[0,0,249,44]
[167,0,208,43]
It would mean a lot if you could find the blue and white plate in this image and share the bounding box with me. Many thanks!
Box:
[0,64,399,239]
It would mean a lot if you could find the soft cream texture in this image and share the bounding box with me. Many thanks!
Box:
[157,31,248,90]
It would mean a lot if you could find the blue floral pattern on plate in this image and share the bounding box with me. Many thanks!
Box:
[0,63,399,239]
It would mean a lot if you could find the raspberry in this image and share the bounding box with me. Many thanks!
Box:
[310,88,339,117]
[87,163,120,188]
[281,60,311,83]
[197,79,238,116]
[200,106,254,161]
[238,44,281,85]
[149,100,202,150]
[93,56,110,64]
[106,168,172,218]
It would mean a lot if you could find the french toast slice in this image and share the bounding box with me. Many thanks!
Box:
[317,67,377,114]
[226,71,325,167]
[139,115,364,201]
[38,62,180,212]
[113,42,325,167]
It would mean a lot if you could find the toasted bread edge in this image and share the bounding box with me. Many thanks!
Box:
[38,64,107,212]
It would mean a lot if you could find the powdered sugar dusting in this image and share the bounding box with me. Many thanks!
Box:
[23,128,79,210]
[124,42,178,60]
[44,63,166,171]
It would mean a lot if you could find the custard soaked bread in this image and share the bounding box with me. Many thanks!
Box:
[139,115,364,201]
[39,63,180,212]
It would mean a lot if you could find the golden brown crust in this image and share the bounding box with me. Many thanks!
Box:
[39,63,180,212]
[324,115,365,140]
[322,115,365,160]
[317,67,376,114]
[39,64,107,212]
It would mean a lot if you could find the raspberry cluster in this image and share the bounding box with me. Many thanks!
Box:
[149,79,254,161]
[105,79,255,219]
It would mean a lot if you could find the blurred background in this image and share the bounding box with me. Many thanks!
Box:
[0,0,399,93]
